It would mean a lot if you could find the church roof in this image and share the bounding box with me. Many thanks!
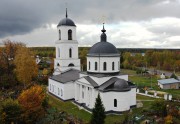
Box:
[57,8,76,27]
[84,76,99,88]
[98,77,131,92]
[50,69,79,83]
[87,24,119,57]
[57,18,76,27]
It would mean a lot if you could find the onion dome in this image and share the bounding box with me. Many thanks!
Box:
[87,23,119,57]
[57,8,76,27]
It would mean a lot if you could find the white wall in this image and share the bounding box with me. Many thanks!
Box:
[129,88,136,106]
[57,26,77,41]
[54,25,80,73]
[87,56,120,73]
[48,78,75,100]
[100,91,133,112]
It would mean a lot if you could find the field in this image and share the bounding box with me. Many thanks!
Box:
[121,69,180,99]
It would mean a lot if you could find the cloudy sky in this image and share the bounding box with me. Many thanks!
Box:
[0,0,180,48]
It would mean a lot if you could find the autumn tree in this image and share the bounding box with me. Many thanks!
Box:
[90,93,106,124]
[14,46,38,87]
[0,98,22,124]
[18,85,47,123]
[164,115,173,124]
[79,47,88,71]
[0,40,24,88]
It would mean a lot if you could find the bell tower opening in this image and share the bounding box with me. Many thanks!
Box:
[68,29,72,40]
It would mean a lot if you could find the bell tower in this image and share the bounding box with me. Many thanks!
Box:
[54,8,80,75]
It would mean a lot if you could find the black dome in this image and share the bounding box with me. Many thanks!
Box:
[88,42,119,56]
[57,18,76,27]
[87,24,119,57]
[113,79,130,90]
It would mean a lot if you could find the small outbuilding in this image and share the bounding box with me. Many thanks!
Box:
[158,78,180,89]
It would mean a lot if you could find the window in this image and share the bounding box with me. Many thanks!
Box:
[50,84,51,90]
[89,61,91,70]
[103,62,107,71]
[57,63,60,66]
[118,61,120,70]
[58,47,60,57]
[59,30,61,40]
[69,48,72,58]
[61,89,63,96]
[82,91,84,99]
[68,63,74,67]
[95,62,97,70]
[58,88,60,95]
[114,99,117,107]
[112,62,114,70]
[68,29,72,40]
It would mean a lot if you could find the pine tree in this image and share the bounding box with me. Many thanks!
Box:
[90,93,106,124]
[170,73,178,80]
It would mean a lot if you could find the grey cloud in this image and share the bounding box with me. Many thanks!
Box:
[148,26,180,36]
[1,0,180,42]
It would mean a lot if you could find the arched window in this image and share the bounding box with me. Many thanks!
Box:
[112,62,115,70]
[58,88,60,95]
[59,30,61,40]
[61,89,63,96]
[58,47,60,57]
[68,63,74,67]
[114,99,117,107]
[68,29,72,40]
[103,62,107,71]
[95,62,97,70]
[69,48,72,58]
[89,61,91,70]
[50,84,51,91]
[57,63,60,66]
[118,61,120,70]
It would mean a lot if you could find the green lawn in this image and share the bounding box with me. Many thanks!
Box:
[48,94,91,123]
[48,94,130,123]
[48,93,161,124]
[121,69,137,75]
[122,69,180,99]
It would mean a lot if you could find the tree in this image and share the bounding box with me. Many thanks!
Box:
[42,68,49,75]
[18,85,46,123]
[0,40,24,88]
[90,93,106,124]
[165,115,173,124]
[170,73,178,80]
[14,46,38,88]
[0,98,22,124]
[150,99,167,117]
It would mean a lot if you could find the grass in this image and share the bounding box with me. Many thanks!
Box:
[121,69,137,75]
[48,94,91,123]
[48,93,136,123]
[48,93,160,124]
[122,69,180,99]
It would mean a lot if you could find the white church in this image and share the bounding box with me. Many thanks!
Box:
[48,9,136,113]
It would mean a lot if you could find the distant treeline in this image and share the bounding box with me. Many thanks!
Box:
[30,47,180,57]
[30,47,180,72]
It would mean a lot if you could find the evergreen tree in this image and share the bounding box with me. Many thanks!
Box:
[90,93,106,124]
[170,73,178,80]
